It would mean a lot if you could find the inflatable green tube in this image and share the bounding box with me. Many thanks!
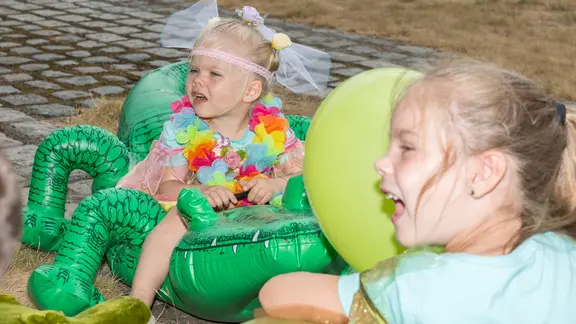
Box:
[23,61,344,321]
[22,125,131,251]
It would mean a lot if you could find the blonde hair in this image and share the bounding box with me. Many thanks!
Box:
[193,18,280,95]
[398,59,576,244]
[0,153,22,278]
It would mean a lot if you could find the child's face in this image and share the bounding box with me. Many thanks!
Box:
[374,84,482,247]
[185,42,257,119]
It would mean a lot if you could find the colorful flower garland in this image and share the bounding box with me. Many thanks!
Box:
[171,95,290,205]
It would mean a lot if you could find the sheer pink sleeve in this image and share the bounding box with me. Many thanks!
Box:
[273,136,305,178]
[116,116,193,197]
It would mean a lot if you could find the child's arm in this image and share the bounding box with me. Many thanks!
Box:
[272,139,305,190]
[258,272,354,324]
[157,166,237,209]
[276,171,302,187]
[157,165,206,197]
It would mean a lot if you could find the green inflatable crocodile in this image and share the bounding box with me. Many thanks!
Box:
[21,61,344,322]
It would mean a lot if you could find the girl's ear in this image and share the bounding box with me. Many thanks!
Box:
[243,79,263,103]
[468,149,508,198]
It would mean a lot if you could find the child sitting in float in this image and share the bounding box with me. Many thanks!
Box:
[113,1,331,321]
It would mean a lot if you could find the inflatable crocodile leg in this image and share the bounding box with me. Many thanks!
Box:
[286,115,312,141]
[28,187,166,316]
[22,125,131,252]
[27,187,218,317]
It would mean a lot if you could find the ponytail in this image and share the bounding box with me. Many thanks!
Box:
[551,104,576,238]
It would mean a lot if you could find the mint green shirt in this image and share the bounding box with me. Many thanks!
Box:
[338,232,576,323]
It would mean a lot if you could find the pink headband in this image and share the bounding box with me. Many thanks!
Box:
[191,48,274,81]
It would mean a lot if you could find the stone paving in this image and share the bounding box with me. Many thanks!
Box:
[0,0,445,323]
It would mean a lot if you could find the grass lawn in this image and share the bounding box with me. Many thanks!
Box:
[219,0,576,100]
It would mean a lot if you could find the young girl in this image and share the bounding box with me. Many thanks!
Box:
[258,61,576,323]
[117,3,330,316]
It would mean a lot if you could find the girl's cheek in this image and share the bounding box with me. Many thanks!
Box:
[395,158,410,172]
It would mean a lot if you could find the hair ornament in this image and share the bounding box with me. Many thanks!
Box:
[272,33,292,51]
[235,6,264,26]
[207,16,220,26]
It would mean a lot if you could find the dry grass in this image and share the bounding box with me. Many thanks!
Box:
[0,247,191,323]
[0,247,54,307]
[218,0,576,100]
[271,86,323,117]
[0,246,125,308]
[52,96,126,133]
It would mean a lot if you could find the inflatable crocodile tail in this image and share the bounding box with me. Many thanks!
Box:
[22,125,131,252]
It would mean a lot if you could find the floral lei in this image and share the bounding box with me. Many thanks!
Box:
[170,95,290,204]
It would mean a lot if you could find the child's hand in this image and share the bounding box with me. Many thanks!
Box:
[201,186,238,210]
[239,178,285,205]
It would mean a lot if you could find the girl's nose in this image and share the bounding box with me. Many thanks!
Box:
[191,73,206,87]
[374,155,393,176]
[192,77,202,87]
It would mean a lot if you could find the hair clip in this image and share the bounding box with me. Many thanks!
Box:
[556,102,567,126]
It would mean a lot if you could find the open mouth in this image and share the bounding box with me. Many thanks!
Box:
[385,192,406,224]
[192,91,208,104]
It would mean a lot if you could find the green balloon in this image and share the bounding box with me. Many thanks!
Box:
[304,67,423,272]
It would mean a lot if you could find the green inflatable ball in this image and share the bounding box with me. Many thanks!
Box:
[304,67,423,272]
